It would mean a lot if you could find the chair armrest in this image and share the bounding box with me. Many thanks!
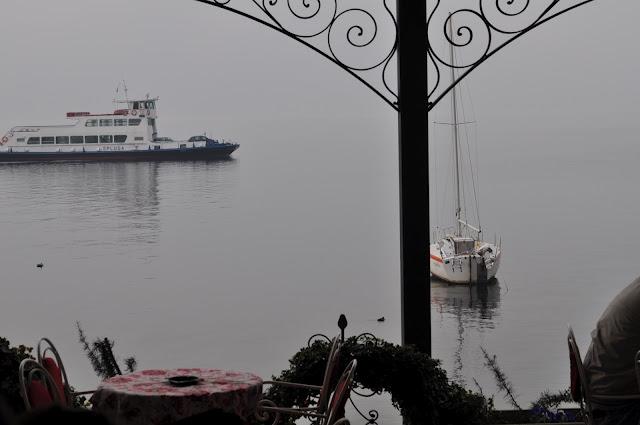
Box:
[592,394,640,400]
[258,406,324,417]
[263,381,322,391]
[71,390,96,396]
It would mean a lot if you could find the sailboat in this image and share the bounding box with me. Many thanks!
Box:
[429,17,501,284]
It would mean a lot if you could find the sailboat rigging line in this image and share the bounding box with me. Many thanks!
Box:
[463,122,481,233]
[433,110,453,236]
[433,106,453,236]
[433,121,476,126]
[449,16,462,237]
[440,132,454,231]
[456,75,480,234]
[461,76,482,232]
[455,83,470,237]
[430,115,439,239]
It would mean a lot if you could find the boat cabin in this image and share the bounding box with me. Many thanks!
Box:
[452,237,475,255]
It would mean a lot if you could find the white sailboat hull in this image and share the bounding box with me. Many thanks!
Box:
[430,243,501,284]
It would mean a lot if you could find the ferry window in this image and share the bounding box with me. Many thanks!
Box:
[27,137,40,145]
[99,119,113,127]
[85,135,99,144]
[133,102,139,109]
[128,119,141,126]
[55,136,69,144]
[114,119,127,127]
[70,136,84,144]
[85,120,98,127]
[100,135,112,143]
[114,135,127,143]
[16,138,25,142]
[134,136,143,141]
[41,137,55,144]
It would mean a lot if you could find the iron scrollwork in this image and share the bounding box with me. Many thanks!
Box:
[306,317,382,425]
[194,0,399,110]
[196,0,596,113]
[427,0,596,111]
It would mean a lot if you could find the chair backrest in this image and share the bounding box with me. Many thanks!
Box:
[324,359,357,425]
[19,359,63,410]
[635,350,640,392]
[568,326,593,425]
[37,338,71,406]
[317,336,342,414]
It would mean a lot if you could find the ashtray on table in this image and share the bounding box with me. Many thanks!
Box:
[167,375,202,387]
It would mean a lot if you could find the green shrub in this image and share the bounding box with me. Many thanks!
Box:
[0,337,34,415]
[263,336,493,425]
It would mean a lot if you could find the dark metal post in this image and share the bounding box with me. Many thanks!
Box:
[396,1,430,354]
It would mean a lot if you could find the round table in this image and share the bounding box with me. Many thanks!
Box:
[90,368,263,425]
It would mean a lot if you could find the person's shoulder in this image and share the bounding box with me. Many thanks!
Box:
[599,276,640,322]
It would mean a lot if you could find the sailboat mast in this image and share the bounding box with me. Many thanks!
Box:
[449,16,462,237]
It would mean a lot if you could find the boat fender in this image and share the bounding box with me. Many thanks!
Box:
[123,110,129,116]
[131,110,138,116]
[1,136,7,144]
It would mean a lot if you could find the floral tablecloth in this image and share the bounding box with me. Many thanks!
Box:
[90,368,263,425]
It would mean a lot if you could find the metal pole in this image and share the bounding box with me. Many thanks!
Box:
[396,1,429,354]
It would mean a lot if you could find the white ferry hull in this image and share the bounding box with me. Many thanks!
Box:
[0,144,238,162]
[430,243,501,284]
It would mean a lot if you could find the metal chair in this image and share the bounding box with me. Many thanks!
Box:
[568,325,640,425]
[568,325,594,424]
[635,350,640,392]
[18,359,62,410]
[259,359,356,425]
[324,359,357,425]
[37,337,95,406]
[256,336,342,424]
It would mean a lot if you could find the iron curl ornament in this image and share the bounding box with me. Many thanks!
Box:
[427,0,596,111]
[194,1,598,113]
[194,0,399,110]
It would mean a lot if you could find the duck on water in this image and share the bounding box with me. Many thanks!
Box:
[0,96,238,162]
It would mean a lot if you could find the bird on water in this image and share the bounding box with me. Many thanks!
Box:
[377,317,385,322]
[36,263,44,269]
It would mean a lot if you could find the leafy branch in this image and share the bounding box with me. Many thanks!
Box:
[76,322,136,379]
[480,346,522,410]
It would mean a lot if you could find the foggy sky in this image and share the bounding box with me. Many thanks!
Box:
[1,1,637,145]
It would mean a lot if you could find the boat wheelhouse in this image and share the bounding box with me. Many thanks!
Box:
[0,97,238,161]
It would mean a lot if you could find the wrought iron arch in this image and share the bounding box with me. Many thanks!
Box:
[193,0,399,110]
[427,0,596,111]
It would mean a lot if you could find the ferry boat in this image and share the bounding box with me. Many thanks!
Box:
[0,97,238,161]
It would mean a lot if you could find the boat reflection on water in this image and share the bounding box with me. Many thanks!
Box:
[0,159,237,252]
[431,278,502,327]
[431,278,503,384]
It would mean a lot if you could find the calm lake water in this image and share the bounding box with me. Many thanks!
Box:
[1,126,639,422]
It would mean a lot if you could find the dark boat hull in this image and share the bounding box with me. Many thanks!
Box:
[0,145,238,162]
